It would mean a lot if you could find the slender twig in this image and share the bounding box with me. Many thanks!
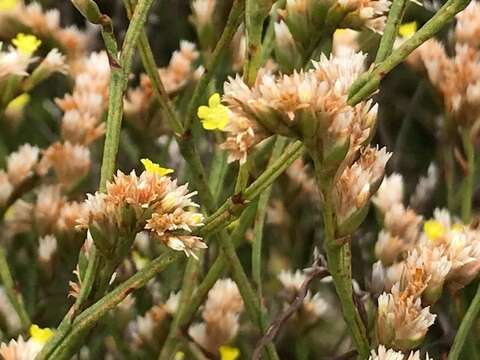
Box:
[44,251,181,360]
[313,160,370,359]
[375,0,408,63]
[348,0,472,106]
[200,141,304,237]
[252,256,329,360]
[0,247,31,331]
[252,137,287,295]
[448,284,480,360]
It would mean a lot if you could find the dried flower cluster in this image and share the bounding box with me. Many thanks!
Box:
[0,0,478,359]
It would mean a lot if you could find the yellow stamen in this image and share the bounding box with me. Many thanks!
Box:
[399,22,417,38]
[424,220,445,241]
[197,93,229,130]
[219,346,240,360]
[12,33,42,56]
[29,324,54,343]
[0,0,17,11]
[141,158,174,176]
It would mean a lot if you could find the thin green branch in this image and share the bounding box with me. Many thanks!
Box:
[449,284,480,360]
[252,137,287,295]
[201,141,304,237]
[314,165,370,359]
[0,247,30,331]
[44,251,181,360]
[375,0,408,63]
[348,0,472,106]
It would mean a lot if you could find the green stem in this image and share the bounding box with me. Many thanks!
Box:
[0,247,30,331]
[200,141,304,237]
[348,0,472,106]
[183,0,245,131]
[314,168,370,359]
[43,251,181,360]
[244,0,270,86]
[158,203,258,360]
[449,284,480,360]
[461,129,474,223]
[375,0,408,63]
[219,232,279,360]
[252,137,286,295]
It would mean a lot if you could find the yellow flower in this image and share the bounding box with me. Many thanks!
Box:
[0,0,17,11]
[12,33,42,56]
[29,324,54,343]
[219,346,240,360]
[141,158,174,176]
[424,220,445,242]
[197,93,229,130]
[6,93,30,111]
[399,22,417,38]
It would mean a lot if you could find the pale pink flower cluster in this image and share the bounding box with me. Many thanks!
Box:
[77,170,206,258]
[55,51,110,146]
[373,172,480,350]
[369,345,431,360]
[189,279,244,354]
[0,2,86,61]
[222,51,377,163]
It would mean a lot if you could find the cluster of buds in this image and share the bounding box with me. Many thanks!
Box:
[124,41,204,131]
[214,51,388,232]
[369,345,431,360]
[55,51,110,146]
[0,0,86,62]
[278,269,330,325]
[0,144,39,208]
[0,33,68,120]
[274,0,391,71]
[77,161,205,258]
[408,1,480,132]
[373,172,480,350]
[188,279,244,354]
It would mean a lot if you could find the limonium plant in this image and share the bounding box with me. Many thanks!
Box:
[0,0,478,359]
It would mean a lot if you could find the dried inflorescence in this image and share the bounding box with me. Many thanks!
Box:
[55,51,110,146]
[189,279,244,354]
[221,51,377,164]
[0,1,86,61]
[77,169,205,257]
[369,345,431,360]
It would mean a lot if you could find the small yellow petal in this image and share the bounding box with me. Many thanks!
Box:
[208,93,221,107]
[141,158,174,176]
[219,346,240,360]
[0,0,17,11]
[197,105,210,119]
[12,33,42,56]
[424,220,445,242]
[30,324,54,344]
[399,22,417,38]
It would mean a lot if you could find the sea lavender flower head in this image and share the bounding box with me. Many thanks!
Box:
[77,160,205,258]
